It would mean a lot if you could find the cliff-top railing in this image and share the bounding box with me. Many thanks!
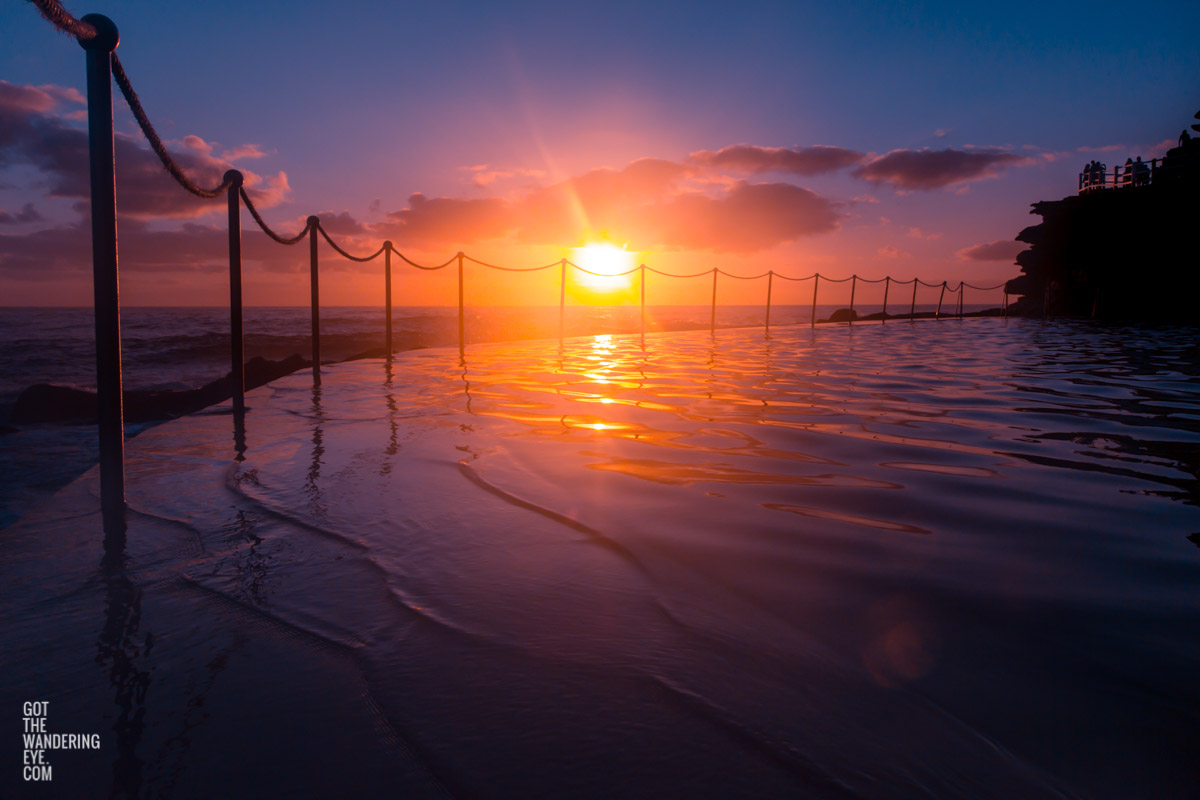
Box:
[1077,150,1197,193]
[25,1,1011,537]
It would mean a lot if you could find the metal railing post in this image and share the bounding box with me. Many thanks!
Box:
[308,216,320,381]
[910,279,918,321]
[639,264,646,346]
[710,269,717,337]
[848,275,857,324]
[936,281,946,319]
[80,14,125,537]
[559,258,566,346]
[765,270,773,335]
[225,170,244,411]
[1003,290,1008,318]
[457,252,465,353]
[811,273,819,327]
[881,276,890,323]
[958,284,964,319]
[384,241,393,356]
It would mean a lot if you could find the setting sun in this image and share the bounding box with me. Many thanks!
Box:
[571,243,637,295]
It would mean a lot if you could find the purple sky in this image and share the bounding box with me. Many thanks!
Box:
[2,0,1197,306]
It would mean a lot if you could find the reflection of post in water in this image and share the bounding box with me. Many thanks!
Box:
[305,384,326,518]
[381,358,399,474]
[704,341,718,401]
[232,406,247,462]
[96,549,152,800]
[459,353,474,415]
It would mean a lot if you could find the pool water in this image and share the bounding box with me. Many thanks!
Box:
[7,317,1199,798]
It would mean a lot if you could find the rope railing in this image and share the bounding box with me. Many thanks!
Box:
[241,187,311,245]
[317,224,386,263]
[26,0,1017,537]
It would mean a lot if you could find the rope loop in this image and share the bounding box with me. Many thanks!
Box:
[110,55,234,199]
[462,254,558,272]
[395,252,456,271]
[240,187,310,245]
[317,223,384,262]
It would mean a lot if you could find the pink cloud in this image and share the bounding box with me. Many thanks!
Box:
[906,227,942,240]
[956,239,1027,262]
[0,82,288,220]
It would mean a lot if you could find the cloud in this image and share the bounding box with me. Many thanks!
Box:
[375,193,513,248]
[689,144,865,176]
[0,203,43,225]
[0,80,287,220]
[372,160,842,253]
[956,239,1027,262]
[877,246,910,259]
[460,163,547,188]
[906,227,941,240]
[852,147,1030,190]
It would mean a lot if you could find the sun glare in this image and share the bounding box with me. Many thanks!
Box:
[571,243,636,296]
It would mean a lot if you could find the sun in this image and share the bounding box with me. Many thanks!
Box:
[571,243,637,295]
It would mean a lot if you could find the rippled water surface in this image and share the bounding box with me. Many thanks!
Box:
[10,317,1200,798]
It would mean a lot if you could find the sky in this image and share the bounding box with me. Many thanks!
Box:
[1,0,1197,307]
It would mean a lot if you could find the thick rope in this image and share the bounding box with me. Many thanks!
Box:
[25,0,95,39]
[240,187,310,245]
[111,55,233,199]
[645,266,715,278]
[317,224,384,262]
[462,254,557,272]
[774,272,818,282]
[569,262,642,277]
[395,252,455,271]
[716,268,772,280]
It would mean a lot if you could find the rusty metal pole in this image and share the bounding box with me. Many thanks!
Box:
[639,264,646,347]
[1003,290,1008,318]
[225,170,245,411]
[710,268,717,337]
[936,281,946,319]
[457,252,465,354]
[810,273,819,327]
[384,241,393,357]
[910,279,918,321]
[308,216,320,382]
[559,258,566,346]
[958,284,964,319]
[765,270,773,335]
[81,14,124,537]
[881,276,890,324]
[848,275,857,324]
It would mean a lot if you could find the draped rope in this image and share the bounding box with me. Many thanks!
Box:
[317,224,385,262]
[25,0,95,39]
[463,254,558,272]
[241,188,310,245]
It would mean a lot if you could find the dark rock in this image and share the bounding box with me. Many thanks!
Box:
[828,308,858,323]
[11,353,314,426]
